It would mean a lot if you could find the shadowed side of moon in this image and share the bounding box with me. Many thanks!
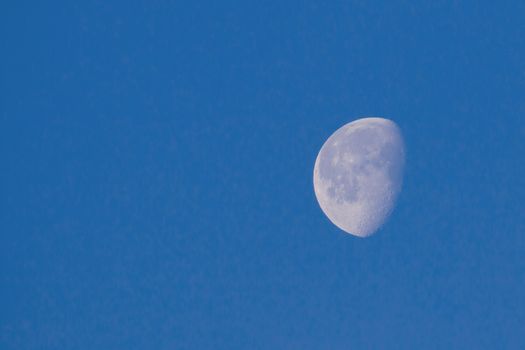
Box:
[313,117,405,237]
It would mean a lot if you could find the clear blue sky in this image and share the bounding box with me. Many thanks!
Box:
[2,1,524,349]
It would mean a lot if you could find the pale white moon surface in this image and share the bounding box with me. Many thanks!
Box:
[313,117,405,237]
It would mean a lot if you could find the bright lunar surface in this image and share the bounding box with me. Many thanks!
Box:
[313,117,405,237]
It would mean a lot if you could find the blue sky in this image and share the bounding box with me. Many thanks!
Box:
[2,1,524,349]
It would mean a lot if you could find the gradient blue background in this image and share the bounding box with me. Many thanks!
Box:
[2,1,524,349]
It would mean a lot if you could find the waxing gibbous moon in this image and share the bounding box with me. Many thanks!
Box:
[313,117,405,237]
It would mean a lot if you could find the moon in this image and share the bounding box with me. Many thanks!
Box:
[313,117,405,237]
